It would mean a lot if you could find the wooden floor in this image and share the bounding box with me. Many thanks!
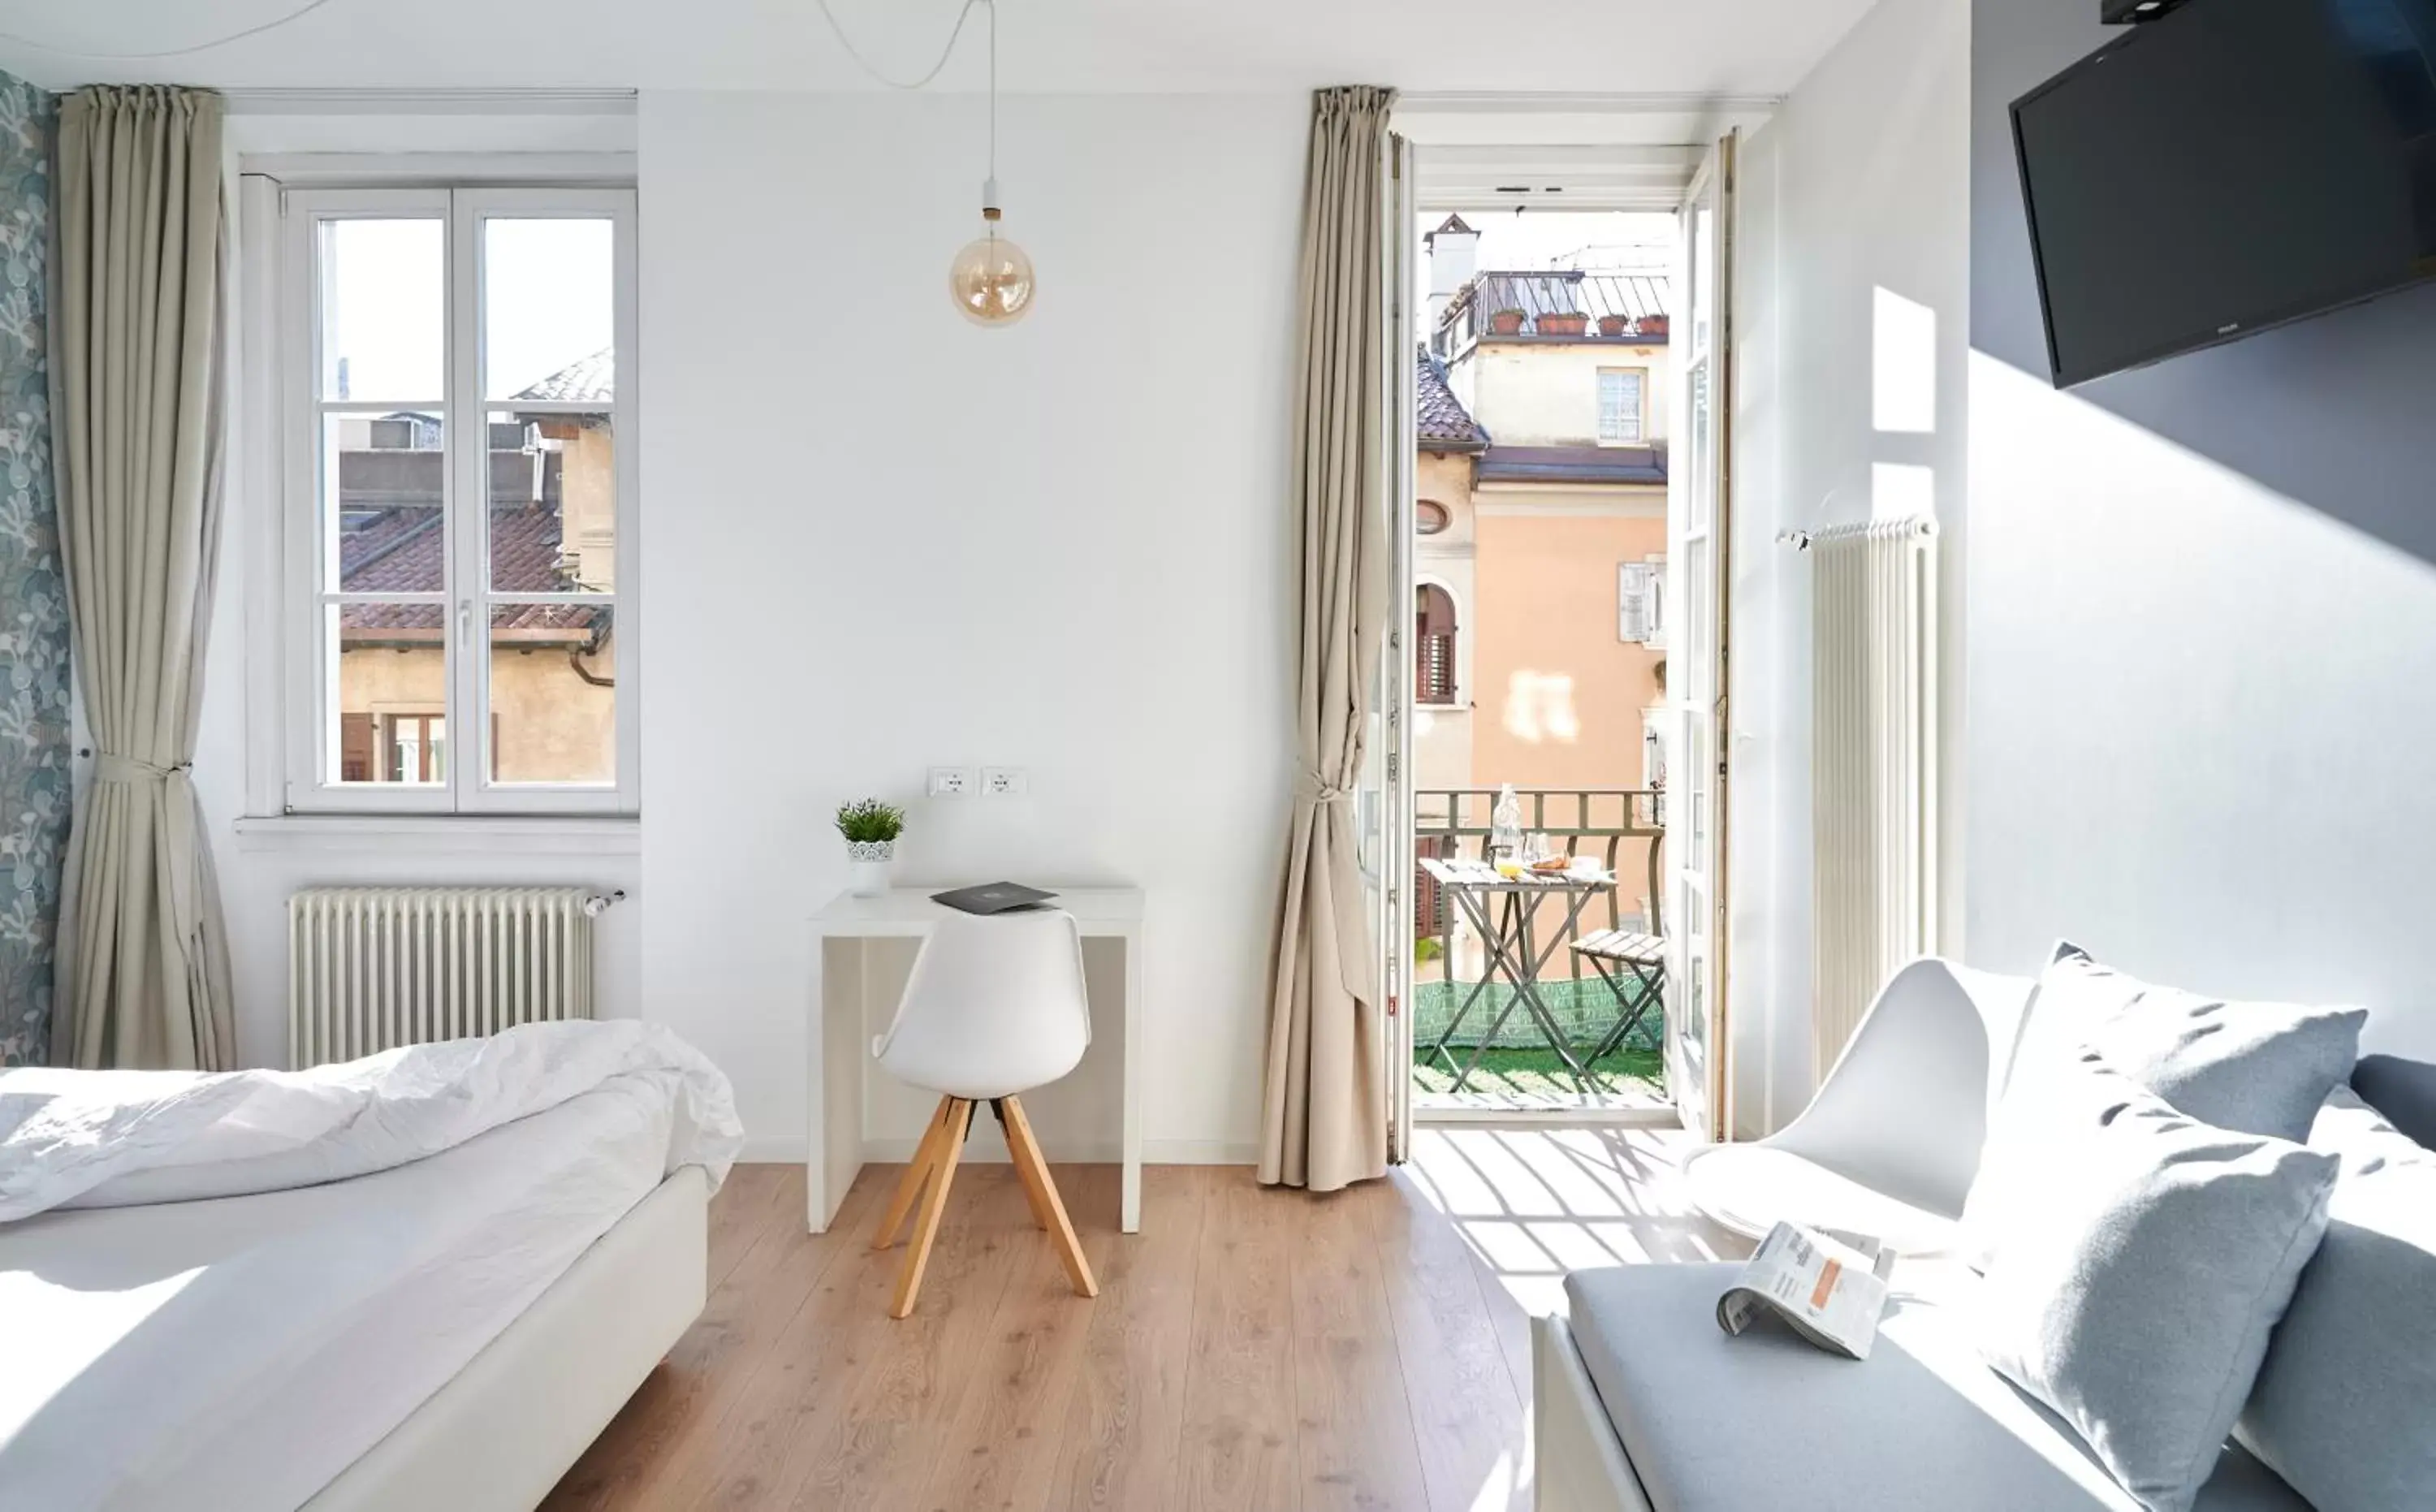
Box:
[543,1128,1747,1512]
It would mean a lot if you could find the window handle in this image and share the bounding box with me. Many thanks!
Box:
[457,599,472,638]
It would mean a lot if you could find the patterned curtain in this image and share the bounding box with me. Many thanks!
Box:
[0,72,67,1068]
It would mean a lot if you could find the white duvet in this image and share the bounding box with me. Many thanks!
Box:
[0,1019,742,1221]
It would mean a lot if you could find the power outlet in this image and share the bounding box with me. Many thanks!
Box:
[981,767,1029,797]
[927,766,976,798]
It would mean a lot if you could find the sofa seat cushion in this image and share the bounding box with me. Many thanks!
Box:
[1561,1264,2309,1512]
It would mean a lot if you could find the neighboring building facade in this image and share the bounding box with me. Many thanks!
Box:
[335,349,616,786]
[1415,216,1672,921]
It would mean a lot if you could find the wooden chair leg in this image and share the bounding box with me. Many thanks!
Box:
[1003,1095,1098,1299]
[993,1099,1055,1233]
[874,1095,955,1251]
[891,1098,971,1319]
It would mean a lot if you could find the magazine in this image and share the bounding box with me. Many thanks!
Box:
[1715,1221,1899,1360]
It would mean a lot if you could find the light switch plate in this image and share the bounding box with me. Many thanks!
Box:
[981,767,1029,797]
[927,767,975,797]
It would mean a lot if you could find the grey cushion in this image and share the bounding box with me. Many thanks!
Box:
[1966,943,2362,1267]
[1971,1062,2337,1512]
[2236,1086,2436,1512]
[2009,943,2367,1143]
[1561,1263,2308,1512]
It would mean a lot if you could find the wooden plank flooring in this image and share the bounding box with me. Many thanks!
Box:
[545,1128,1742,1512]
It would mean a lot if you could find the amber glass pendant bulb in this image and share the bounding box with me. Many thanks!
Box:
[951,201,1034,326]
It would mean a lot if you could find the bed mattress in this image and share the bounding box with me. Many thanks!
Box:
[0,1075,685,1512]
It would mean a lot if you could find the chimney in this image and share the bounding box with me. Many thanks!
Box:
[1425,214,1478,339]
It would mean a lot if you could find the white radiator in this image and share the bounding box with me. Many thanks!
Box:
[288,887,602,1068]
[1810,517,1939,1080]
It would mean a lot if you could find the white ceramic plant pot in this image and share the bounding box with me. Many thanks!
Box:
[845,840,896,898]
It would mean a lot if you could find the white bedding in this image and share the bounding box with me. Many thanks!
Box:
[0,1022,745,1512]
[0,1020,738,1220]
[0,1077,691,1511]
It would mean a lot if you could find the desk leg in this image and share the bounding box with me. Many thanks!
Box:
[1122,924,1143,1234]
[808,936,869,1233]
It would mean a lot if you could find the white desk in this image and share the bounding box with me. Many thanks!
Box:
[807,887,1147,1235]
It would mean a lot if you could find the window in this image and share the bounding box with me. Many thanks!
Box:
[1415,499,1450,536]
[1597,367,1646,443]
[1416,583,1460,705]
[282,188,636,814]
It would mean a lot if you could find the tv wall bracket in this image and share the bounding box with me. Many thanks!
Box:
[2102,0,2191,23]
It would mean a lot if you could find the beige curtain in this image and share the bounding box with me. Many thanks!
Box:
[53,87,234,1070]
[1258,86,1394,1192]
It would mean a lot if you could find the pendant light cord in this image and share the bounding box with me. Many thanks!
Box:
[814,0,990,93]
[0,0,346,58]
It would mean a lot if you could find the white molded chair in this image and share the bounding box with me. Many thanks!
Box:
[1682,957,2037,1255]
[869,909,1099,1318]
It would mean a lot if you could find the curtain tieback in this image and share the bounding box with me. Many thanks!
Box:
[1295,768,1356,806]
[94,754,191,784]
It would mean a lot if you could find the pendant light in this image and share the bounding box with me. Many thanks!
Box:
[820,0,1034,326]
[948,2,1034,324]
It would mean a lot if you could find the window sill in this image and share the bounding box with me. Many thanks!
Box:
[231,814,641,855]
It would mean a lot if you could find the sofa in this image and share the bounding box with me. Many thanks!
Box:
[1534,955,2436,1512]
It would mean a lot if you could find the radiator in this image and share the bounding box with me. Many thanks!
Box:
[1810,517,1939,1080]
[288,887,600,1068]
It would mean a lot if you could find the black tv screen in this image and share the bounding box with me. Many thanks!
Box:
[2013,0,2436,387]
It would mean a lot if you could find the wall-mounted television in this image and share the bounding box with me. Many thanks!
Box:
[2013,0,2436,387]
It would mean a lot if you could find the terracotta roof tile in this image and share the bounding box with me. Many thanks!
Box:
[1418,347,1487,451]
[339,507,602,642]
[510,348,614,404]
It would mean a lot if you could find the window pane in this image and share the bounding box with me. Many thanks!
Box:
[484,218,615,402]
[488,603,615,786]
[328,603,448,785]
[318,218,443,401]
[326,412,446,594]
[487,410,614,593]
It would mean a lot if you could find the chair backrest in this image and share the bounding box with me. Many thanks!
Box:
[875,909,1091,1094]
[1765,957,2036,1219]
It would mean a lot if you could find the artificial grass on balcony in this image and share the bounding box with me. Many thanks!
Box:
[1410,976,1665,1052]
[1410,1043,1665,1101]
[1408,976,1665,1100]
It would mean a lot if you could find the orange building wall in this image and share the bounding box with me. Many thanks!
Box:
[1471,506,1667,915]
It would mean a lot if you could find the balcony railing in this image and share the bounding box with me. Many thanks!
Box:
[1412,788,1667,1078]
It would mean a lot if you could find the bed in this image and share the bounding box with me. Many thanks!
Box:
[0,1022,740,1512]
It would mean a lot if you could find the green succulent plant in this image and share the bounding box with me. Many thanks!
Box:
[835,797,906,844]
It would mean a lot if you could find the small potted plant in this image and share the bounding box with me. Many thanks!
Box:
[836,797,906,897]
[1598,313,1630,338]
[1635,313,1670,340]
[1536,310,1588,336]
[1488,307,1527,335]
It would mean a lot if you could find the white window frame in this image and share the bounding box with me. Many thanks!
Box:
[1596,365,1647,444]
[277,184,639,817]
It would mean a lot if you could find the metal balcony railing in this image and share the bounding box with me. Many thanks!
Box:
[1412,788,1666,1065]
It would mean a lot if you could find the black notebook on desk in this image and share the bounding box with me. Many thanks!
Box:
[931,882,1059,915]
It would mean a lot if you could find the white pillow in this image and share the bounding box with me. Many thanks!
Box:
[1972,1057,2337,1512]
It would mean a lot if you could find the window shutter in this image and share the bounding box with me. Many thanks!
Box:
[1618,564,1653,642]
[340,712,376,783]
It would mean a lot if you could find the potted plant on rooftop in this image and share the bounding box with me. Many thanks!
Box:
[836,797,906,898]
[1536,310,1588,336]
[1488,306,1527,335]
[1598,313,1630,338]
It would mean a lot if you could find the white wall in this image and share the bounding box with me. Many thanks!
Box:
[1727,0,1971,1135]
[636,91,1305,1159]
[1968,3,2436,1062]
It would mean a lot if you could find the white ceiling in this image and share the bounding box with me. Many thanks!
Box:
[0,0,1880,96]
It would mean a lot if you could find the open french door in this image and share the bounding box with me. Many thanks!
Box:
[1379,132,1419,1164]
[1664,133,1735,1143]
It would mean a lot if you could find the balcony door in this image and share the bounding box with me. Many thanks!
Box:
[1663,134,1735,1143]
